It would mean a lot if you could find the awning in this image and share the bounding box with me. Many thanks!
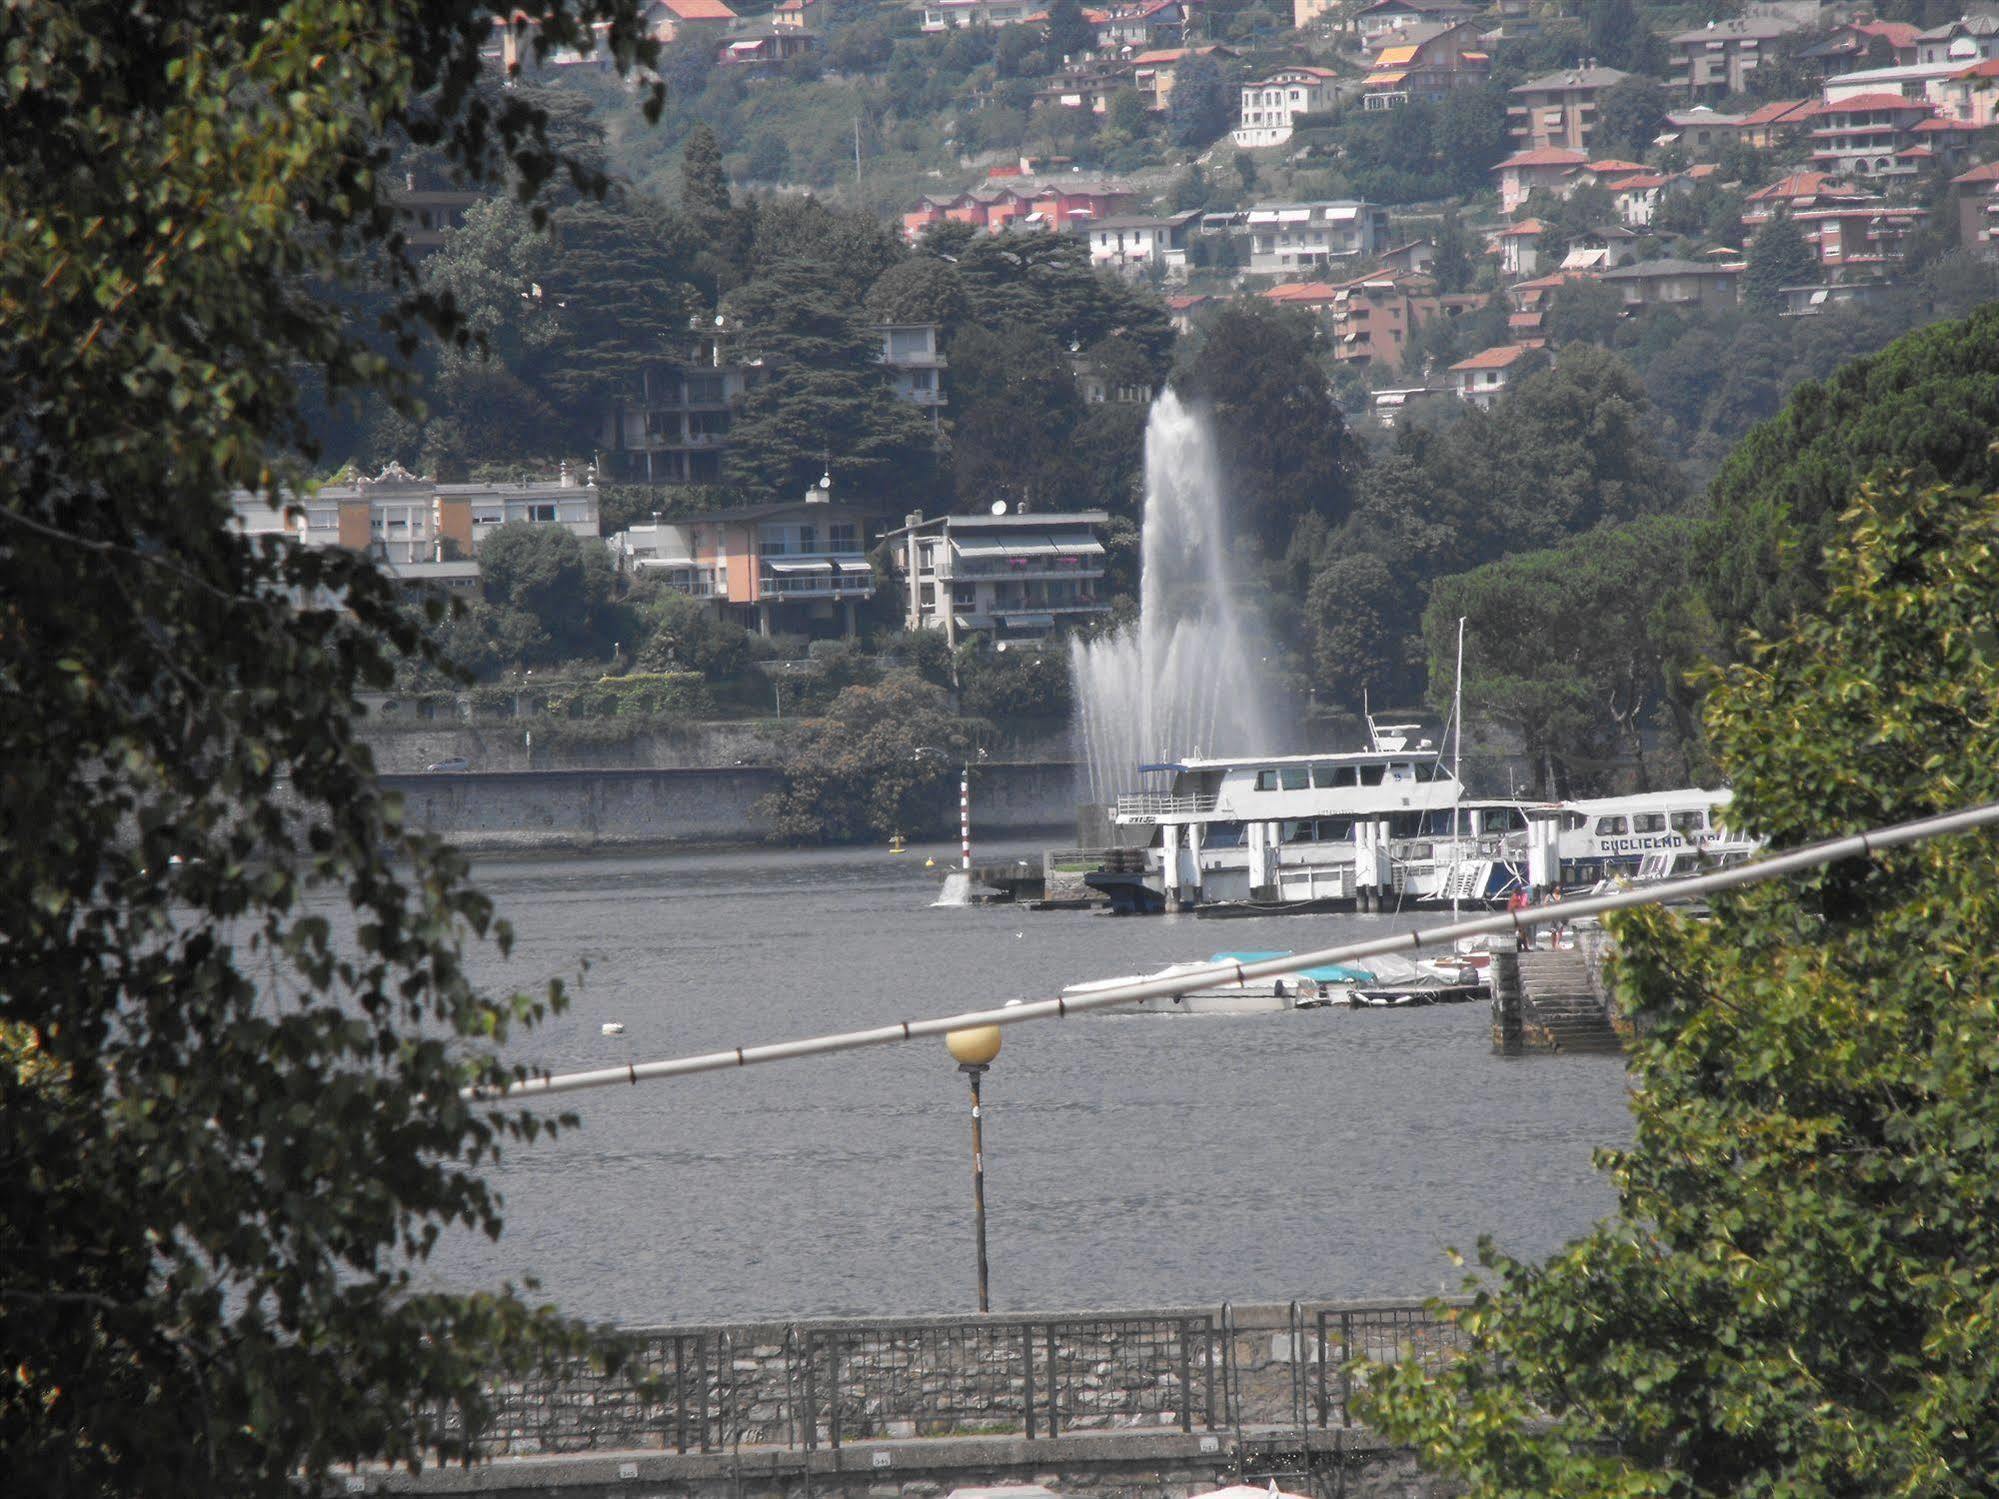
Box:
[835,559,872,572]
[1002,537,1061,556]
[1050,530,1104,553]
[997,612,1057,628]
[951,538,1011,558]
[764,558,833,572]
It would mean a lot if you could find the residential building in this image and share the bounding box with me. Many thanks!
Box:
[1086,211,1201,278]
[1661,105,1745,156]
[1244,200,1393,273]
[1667,17,1801,101]
[1378,239,1437,275]
[771,0,825,27]
[1131,45,1237,111]
[1034,64,1129,114]
[1295,0,1339,27]
[614,498,882,637]
[1793,199,1929,276]
[1093,0,1191,52]
[717,24,820,65]
[1071,355,1156,406]
[1353,0,1481,49]
[901,179,1138,239]
[1233,66,1340,148]
[1951,158,1999,248]
[1598,257,1743,309]
[1360,21,1491,110]
[917,0,1036,30]
[1779,280,1904,315]
[1494,146,1587,215]
[1735,98,1819,147]
[1559,224,1637,271]
[1446,344,1540,407]
[598,339,766,484]
[1607,171,1689,229]
[1369,385,1456,428]
[1914,14,1999,65]
[1508,64,1630,151]
[1935,56,1999,126]
[1503,271,1580,341]
[1797,20,1921,76]
[1809,92,1943,177]
[1317,274,1484,375]
[1820,57,1986,111]
[1742,169,1852,229]
[887,511,1111,645]
[230,463,598,588]
[645,0,738,42]
[1165,292,1215,332]
[877,324,948,419]
[1494,218,1547,278]
[390,178,481,255]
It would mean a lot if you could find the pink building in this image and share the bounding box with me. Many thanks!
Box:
[1494,146,1587,215]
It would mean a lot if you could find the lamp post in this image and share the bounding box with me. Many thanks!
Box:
[945,1025,1001,1312]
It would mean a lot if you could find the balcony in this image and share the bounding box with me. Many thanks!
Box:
[1114,791,1219,819]
[760,556,874,600]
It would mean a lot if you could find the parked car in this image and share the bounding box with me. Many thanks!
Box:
[424,757,471,773]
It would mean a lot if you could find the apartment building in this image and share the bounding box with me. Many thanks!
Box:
[611,497,881,637]
[1508,64,1630,151]
[1087,212,1201,278]
[1244,200,1392,273]
[1233,66,1340,148]
[1667,17,1801,101]
[229,463,599,588]
[887,511,1111,645]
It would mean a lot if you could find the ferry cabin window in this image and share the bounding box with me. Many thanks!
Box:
[1482,806,1526,833]
[1312,763,1358,788]
[1318,817,1353,842]
[1595,815,1628,836]
[1561,812,1587,831]
[1281,766,1309,790]
[1360,765,1386,786]
[1255,770,1279,790]
[1388,812,1422,838]
[1670,810,1707,833]
[1204,821,1246,848]
[1631,812,1667,834]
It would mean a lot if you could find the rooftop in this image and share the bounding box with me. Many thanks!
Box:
[1496,146,1590,168]
[1599,257,1743,278]
[1449,343,1538,371]
[1512,65,1630,92]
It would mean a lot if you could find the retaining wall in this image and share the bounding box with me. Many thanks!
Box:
[384,764,1080,852]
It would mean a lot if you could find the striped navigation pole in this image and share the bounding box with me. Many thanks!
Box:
[960,762,971,870]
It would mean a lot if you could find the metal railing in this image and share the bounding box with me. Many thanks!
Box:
[1314,1301,1473,1428]
[1114,792,1219,818]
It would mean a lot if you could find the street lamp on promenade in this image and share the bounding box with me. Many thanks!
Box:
[945,1024,1001,1312]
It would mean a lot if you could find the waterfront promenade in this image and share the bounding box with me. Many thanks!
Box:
[364,1297,1468,1499]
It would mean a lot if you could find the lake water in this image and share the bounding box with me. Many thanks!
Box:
[431,841,1633,1326]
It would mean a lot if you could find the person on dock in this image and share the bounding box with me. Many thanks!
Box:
[1508,886,1532,950]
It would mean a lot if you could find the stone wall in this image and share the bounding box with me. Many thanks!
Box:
[380,764,1080,852]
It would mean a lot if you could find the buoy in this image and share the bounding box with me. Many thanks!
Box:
[890,832,906,854]
[601,1022,625,1037]
[924,857,936,868]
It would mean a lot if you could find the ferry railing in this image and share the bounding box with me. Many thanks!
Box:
[1313,1300,1473,1428]
[1114,792,1219,817]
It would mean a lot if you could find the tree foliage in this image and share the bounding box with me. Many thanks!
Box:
[1,0,664,1493]
[1744,214,1817,312]
[759,674,983,842]
[1701,302,1999,647]
[1365,475,1999,1496]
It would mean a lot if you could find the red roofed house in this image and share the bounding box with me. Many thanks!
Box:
[1608,172,1690,229]
[771,0,824,25]
[1094,0,1191,51]
[1494,146,1587,215]
[1793,199,1930,276]
[1131,45,1236,111]
[1494,218,1546,278]
[1936,56,1999,128]
[1797,20,1920,76]
[1447,344,1541,407]
[1742,170,1850,229]
[1952,159,1999,249]
[1809,93,1939,178]
[646,0,737,42]
[1504,271,1585,339]
[900,180,1138,240]
[1735,98,1818,148]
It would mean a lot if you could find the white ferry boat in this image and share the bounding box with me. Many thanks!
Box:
[1088,722,1465,912]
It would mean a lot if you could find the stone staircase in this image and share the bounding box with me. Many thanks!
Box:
[1512,951,1623,1054]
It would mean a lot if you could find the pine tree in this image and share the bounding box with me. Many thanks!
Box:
[680,123,732,233]
[1045,0,1094,64]
[1744,214,1819,311]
